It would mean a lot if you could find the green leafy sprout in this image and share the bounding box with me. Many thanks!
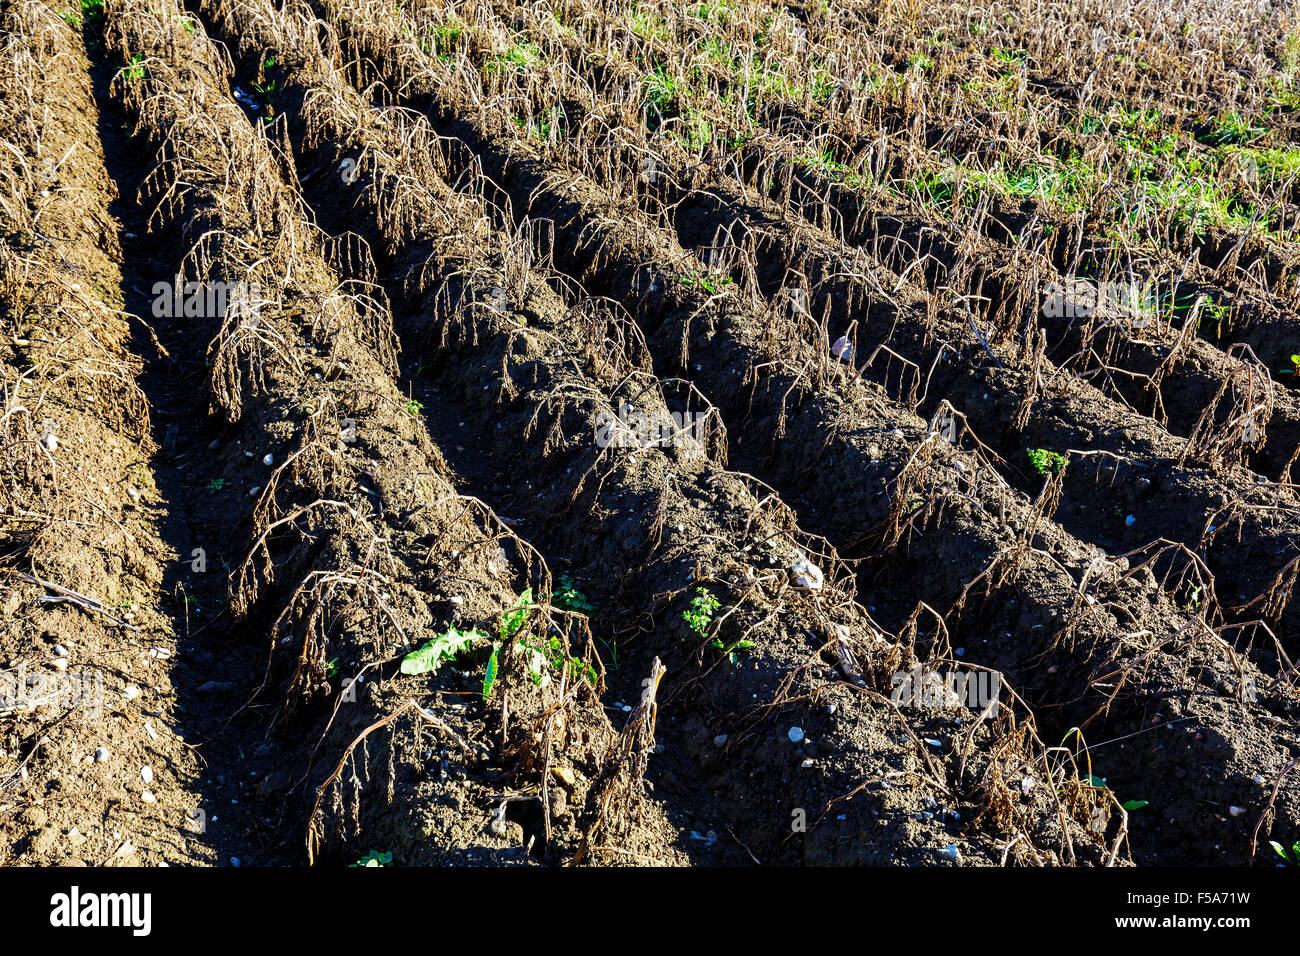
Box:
[400,626,485,676]
[798,148,865,187]
[482,643,500,700]
[1270,840,1300,865]
[481,588,598,699]
[60,0,104,28]
[683,586,719,635]
[554,575,617,669]
[683,587,753,663]
[123,53,148,82]
[517,632,599,686]
[420,22,463,59]
[1208,111,1266,146]
[678,271,733,294]
[486,40,541,73]
[251,79,277,105]
[1078,773,1147,832]
[1027,448,1068,477]
[554,574,594,615]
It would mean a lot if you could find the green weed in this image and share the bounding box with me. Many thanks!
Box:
[123,53,148,82]
[1027,448,1068,476]
[401,626,484,676]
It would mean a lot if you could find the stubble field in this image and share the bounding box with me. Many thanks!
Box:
[2,0,1299,867]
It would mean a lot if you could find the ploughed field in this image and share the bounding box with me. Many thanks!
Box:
[2,0,1299,867]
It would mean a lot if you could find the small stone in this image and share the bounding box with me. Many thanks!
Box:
[550,766,576,789]
[790,556,823,590]
[230,857,241,867]
[94,747,111,763]
[262,453,273,466]
[939,844,961,863]
[1021,776,1036,795]
[127,486,141,502]
[123,685,141,700]
[714,734,728,746]
[141,791,156,804]
[788,726,805,743]
[1253,775,1267,786]
[40,433,58,452]
[50,658,67,672]
[141,766,154,784]
[1228,805,1245,817]
[52,645,69,658]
